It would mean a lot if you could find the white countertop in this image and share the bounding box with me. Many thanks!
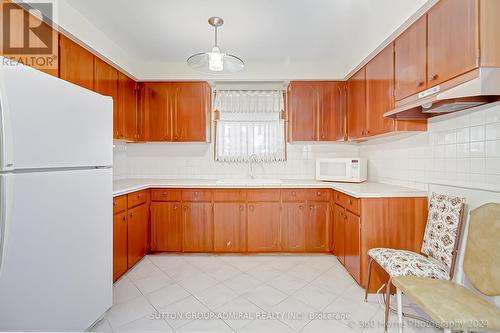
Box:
[113,178,427,198]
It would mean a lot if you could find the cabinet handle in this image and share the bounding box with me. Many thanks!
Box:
[415,80,424,87]
[310,205,314,210]
[162,192,168,196]
[299,205,303,210]
[226,241,232,247]
[113,201,117,207]
[173,204,178,209]
[249,205,254,211]
[194,192,199,197]
[239,205,245,211]
[130,213,133,218]
[291,191,296,196]
[174,135,179,140]
[183,205,188,210]
[349,199,352,205]
[430,74,439,81]
[316,191,322,196]
[122,216,126,222]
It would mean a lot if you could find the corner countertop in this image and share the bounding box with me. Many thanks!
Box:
[113,178,427,199]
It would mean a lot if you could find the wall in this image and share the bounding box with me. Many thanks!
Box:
[113,141,359,180]
[360,102,500,191]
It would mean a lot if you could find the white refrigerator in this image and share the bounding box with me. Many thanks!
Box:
[0,60,113,330]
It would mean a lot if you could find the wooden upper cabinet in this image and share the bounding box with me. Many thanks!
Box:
[174,82,209,142]
[366,44,395,137]
[247,202,281,252]
[94,57,119,136]
[427,0,478,86]
[118,72,138,141]
[395,15,427,101]
[150,202,182,252]
[59,35,94,90]
[288,81,345,142]
[214,202,247,252]
[142,83,173,141]
[289,81,317,141]
[281,202,307,251]
[306,202,329,252]
[347,67,366,140]
[182,202,213,252]
[318,82,346,141]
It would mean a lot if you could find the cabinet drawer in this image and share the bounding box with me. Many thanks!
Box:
[307,189,330,201]
[281,189,308,201]
[334,191,347,206]
[151,189,181,202]
[113,195,127,214]
[182,189,213,202]
[214,189,247,202]
[247,189,280,202]
[127,190,148,208]
[345,196,360,215]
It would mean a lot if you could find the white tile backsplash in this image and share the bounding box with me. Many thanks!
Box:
[113,141,359,180]
[360,102,500,191]
[112,102,500,191]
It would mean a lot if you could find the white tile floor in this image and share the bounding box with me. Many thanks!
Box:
[91,254,441,333]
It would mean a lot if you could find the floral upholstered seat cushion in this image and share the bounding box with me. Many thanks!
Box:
[421,193,466,269]
[368,248,450,280]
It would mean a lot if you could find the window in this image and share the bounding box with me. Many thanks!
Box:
[215,90,285,162]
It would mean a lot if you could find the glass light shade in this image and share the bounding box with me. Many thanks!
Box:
[187,49,244,74]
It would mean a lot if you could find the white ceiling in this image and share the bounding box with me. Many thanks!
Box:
[59,0,431,81]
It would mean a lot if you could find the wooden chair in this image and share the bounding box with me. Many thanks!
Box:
[393,203,500,333]
[364,193,466,332]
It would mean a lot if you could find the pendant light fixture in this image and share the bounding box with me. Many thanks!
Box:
[187,17,244,74]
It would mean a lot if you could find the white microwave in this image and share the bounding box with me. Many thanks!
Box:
[316,158,367,183]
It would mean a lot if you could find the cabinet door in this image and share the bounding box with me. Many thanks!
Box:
[118,72,138,141]
[395,16,427,101]
[427,0,478,86]
[281,202,306,251]
[247,202,281,252]
[289,81,317,141]
[344,211,361,283]
[347,67,366,140]
[59,35,94,90]
[151,202,182,252]
[214,203,246,252]
[127,204,148,268]
[318,82,344,141]
[182,202,213,252]
[306,202,329,252]
[94,57,119,137]
[113,211,128,281]
[333,204,345,264]
[366,44,395,137]
[142,83,173,141]
[173,82,208,142]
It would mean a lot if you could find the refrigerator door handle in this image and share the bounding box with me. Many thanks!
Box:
[0,69,14,171]
[0,174,12,275]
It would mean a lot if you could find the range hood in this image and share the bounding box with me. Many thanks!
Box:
[385,68,500,119]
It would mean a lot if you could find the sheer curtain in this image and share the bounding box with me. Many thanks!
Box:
[215,90,285,162]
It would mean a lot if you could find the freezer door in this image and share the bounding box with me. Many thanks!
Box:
[0,60,112,171]
[0,168,113,331]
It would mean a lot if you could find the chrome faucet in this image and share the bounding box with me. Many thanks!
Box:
[248,154,264,179]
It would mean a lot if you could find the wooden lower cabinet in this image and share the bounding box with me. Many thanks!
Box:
[182,202,213,252]
[344,211,361,283]
[214,202,247,252]
[151,202,182,252]
[127,203,148,268]
[333,192,428,292]
[113,211,128,281]
[247,202,281,252]
[281,203,307,251]
[333,204,345,265]
[306,202,329,251]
